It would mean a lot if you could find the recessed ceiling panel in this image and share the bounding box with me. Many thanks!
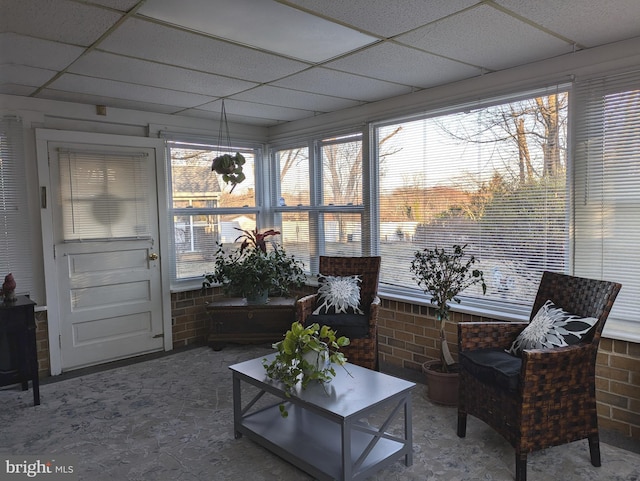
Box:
[229,86,362,112]
[48,74,215,108]
[99,18,310,83]
[70,51,258,97]
[1,0,123,46]
[272,67,413,102]
[138,0,378,63]
[0,34,85,71]
[396,4,573,71]
[325,42,481,89]
[496,0,640,48]
[286,0,479,38]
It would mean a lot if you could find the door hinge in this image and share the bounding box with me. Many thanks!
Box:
[152,333,164,339]
[59,334,62,349]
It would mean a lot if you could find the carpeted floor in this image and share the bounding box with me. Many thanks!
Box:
[1,344,639,481]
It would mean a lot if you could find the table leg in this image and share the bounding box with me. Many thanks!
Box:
[404,394,413,466]
[342,420,352,481]
[232,373,242,439]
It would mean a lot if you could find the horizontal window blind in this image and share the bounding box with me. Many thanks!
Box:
[0,117,33,296]
[573,69,640,327]
[374,88,568,307]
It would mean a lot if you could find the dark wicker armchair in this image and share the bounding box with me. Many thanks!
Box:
[296,256,381,370]
[457,271,621,481]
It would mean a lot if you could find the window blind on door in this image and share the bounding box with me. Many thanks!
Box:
[58,149,151,241]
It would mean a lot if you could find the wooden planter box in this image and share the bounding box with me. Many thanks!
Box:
[205,297,296,350]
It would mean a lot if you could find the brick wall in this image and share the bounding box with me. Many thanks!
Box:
[32,289,640,441]
[377,297,640,441]
[170,286,222,348]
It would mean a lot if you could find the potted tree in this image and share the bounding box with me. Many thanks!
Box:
[410,244,486,405]
[203,228,306,304]
[263,321,350,417]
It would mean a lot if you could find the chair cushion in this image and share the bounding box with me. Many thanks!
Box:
[308,313,369,339]
[507,299,598,356]
[312,275,364,315]
[459,348,522,392]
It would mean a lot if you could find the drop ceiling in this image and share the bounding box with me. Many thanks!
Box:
[2,0,640,127]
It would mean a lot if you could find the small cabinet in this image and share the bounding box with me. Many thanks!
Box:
[205,297,296,350]
[0,296,40,405]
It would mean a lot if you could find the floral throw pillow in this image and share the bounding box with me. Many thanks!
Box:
[507,299,598,357]
[312,275,364,315]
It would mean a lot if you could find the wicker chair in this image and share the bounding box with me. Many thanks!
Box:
[296,256,381,370]
[457,271,621,481]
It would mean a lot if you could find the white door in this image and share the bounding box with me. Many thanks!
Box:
[48,142,164,370]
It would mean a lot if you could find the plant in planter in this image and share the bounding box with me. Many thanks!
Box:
[410,244,486,373]
[202,228,306,303]
[263,321,350,417]
[211,152,246,192]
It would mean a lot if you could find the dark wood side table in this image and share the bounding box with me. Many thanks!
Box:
[205,297,296,350]
[0,295,40,405]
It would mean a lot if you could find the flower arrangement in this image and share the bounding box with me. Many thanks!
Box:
[410,244,486,372]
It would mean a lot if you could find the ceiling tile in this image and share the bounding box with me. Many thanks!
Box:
[0,0,123,46]
[396,4,574,71]
[99,17,310,83]
[0,33,85,71]
[272,67,413,102]
[37,88,180,114]
[84,0,141,11]
[0,84,39,96]
[47,73,216,108]
[325,41,481,88]
[496,0,640,48]
[286,0,478,38]
[229,86,363,112]
[0,65,57,86]
[179,108,280,127]
[196,99,315,122]
[69,51,258,97]
[138,0,377,63]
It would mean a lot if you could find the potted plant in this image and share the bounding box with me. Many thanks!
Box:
[410,244,486,405]
[203,228,306,304]
[211,152,246,192]
[263,321,350,417]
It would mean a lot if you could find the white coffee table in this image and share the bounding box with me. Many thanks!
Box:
[230,353,415,481]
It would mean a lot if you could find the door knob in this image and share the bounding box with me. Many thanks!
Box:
[149,253,159,261]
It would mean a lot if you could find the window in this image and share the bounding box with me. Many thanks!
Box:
[573,69,640,338]
[372,88,569,308]
[274,133,365,273]
[167,140,260,282]
[0,117,33,296]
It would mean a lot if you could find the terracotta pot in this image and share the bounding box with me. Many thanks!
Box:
[422,360,459,406]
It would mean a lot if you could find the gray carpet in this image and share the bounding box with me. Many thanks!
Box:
[1,344,639,481]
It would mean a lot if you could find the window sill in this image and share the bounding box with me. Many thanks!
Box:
[377,285,639,344]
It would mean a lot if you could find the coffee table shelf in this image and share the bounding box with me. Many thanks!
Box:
[230,354,415,481]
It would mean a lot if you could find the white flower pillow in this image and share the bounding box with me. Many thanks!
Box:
[507,300,598,357]
[313,275,364,315]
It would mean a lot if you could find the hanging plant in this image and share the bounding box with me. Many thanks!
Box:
[211,99,246,192]
[211,152,246,191]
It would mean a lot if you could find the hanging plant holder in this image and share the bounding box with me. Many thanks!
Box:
[211,100,246,192]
